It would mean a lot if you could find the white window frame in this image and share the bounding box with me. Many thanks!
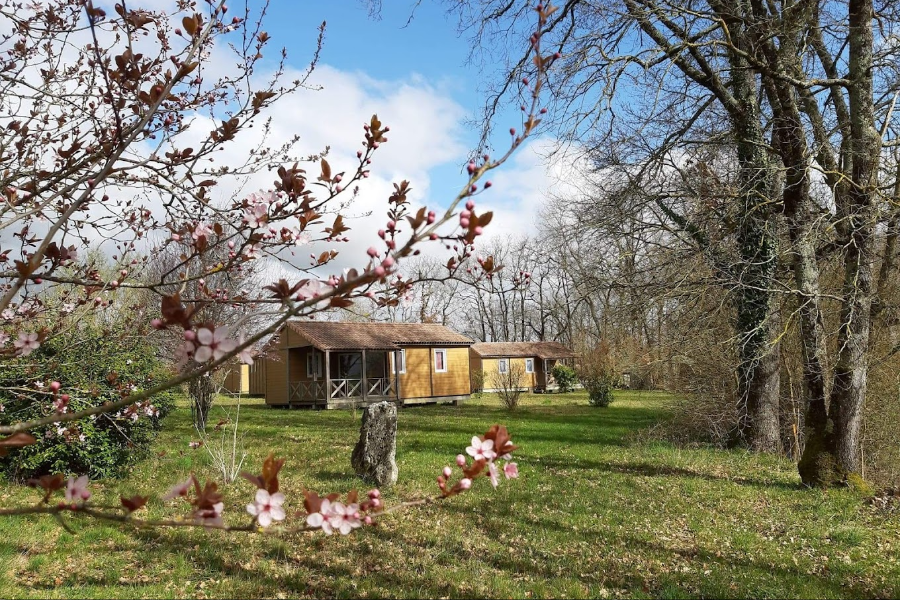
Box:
[306,351,322,378]
[525,358,534,373]
[395,349,406,374]
[434,348,448,373]
[498,358,509,374]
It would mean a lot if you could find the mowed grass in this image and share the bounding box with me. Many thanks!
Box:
[1,390,898,599]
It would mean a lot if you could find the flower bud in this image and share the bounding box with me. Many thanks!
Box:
[456,454,466,467]
[443,466,452,478]
[459,478,472,490]
[184,330,196,341]
[50,381,61,392]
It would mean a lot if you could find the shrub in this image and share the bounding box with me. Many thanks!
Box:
[491,362,526,409]
[0,318,176,481]
[471,368,485,399]
[551,364,577,393]
[578,342,618,407]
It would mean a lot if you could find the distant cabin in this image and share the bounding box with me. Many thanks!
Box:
[469,341,576,393]
[221,362,265,396]
[254,321,474,409]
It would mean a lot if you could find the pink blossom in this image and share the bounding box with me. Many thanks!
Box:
[238,338,254,365]
[246,489,286,528]
[193,326,237,362]
[328,502,362,535]
[244,203,268,228]
[503,462,519,480]
[0,332,8,346]
[488,461,500,489]
[443,466,452,478]
[466,436,496,461]
[195,502,224,527]
[459,478,472,490]
[1,308,14,320]
[192,222,213,240]
[456,454,466,467]
[13,332,39,356]
[306,498,335,535]
[65,475,91,503]
[163,477,193,501]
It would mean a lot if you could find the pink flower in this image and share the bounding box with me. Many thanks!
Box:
[14,332,40,356]
[0,332,8,345]
[488,461,500,489]
[163,477,193,501]
[503,462,519,480]
[65,475,91,503]
[466,436,496,461]
[237,337,254,365]
[246,489,286,528]
[195,502,224,527]
[306,499,335,535]
[328,502,362,535]
[244,203,268,228]
[192,222,213,240]
[193,326,237,362]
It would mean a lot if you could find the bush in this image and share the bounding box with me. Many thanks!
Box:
[551,364,577,393]
[491,362,526,409]
[471,368,485,399]
[0,318,176,481]
[578,342,618,407]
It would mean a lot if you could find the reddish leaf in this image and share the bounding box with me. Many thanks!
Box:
[121,495,149,513]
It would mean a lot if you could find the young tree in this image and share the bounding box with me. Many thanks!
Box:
[0,1,559,531]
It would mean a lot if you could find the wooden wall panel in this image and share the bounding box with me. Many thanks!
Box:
[399,347,431,399]
[432,347,470,397]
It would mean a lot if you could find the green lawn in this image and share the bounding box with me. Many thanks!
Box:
[1,391,898,598]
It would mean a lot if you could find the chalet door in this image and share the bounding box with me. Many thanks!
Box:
[337,353,362,379]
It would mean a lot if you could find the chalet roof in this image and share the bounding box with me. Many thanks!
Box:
[470,341,576,360]
[284,321,474,351]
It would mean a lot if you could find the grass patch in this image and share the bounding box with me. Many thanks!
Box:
[0,390,898,598]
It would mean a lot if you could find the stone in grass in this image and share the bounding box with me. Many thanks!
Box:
[351,401,398,487]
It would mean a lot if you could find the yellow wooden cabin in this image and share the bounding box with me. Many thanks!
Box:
[255,321,474,409]
[221,362,266,396]
[469,341,576,393]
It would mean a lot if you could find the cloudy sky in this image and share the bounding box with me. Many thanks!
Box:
[222,0,566,271]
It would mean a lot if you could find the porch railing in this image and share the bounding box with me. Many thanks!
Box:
[290,378,398,402]
[290,381,327,403]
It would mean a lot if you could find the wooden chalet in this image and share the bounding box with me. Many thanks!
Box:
[256,321,474,409]
[469,341,576,392]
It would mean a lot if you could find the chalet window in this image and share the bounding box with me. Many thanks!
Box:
[434,349,447,373]
[395,349,406,374]
[498,358,509,374]
[525,358,534,373]
[306,352,322,378]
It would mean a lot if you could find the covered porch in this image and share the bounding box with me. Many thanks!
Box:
[287,345,401,408]
[536,356,575,392]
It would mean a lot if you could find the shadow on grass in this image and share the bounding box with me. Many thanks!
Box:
[530,455,802,491]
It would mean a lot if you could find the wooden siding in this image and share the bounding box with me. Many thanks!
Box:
[264,334,289,405]
[433,347,470,397]
[249,360,266,395]
[399,347,431,399]
[480,357,536,389]
[469,354,483,392]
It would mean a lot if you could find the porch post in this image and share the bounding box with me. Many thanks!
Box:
[361,349,368,401]
[286,346,291,409]
[324,350,331,406]
[394,349,401,405]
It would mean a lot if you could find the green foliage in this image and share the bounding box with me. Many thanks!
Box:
[0,318,176,481]
[470,368,485,399]
[583,377,615,407]
[550,364,577,393]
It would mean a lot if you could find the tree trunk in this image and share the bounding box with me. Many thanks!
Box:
[828,0,879,477]
[189,372,214,431]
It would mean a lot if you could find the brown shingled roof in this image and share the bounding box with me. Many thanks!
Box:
[470,341,576,360]
[284,321,473,351]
